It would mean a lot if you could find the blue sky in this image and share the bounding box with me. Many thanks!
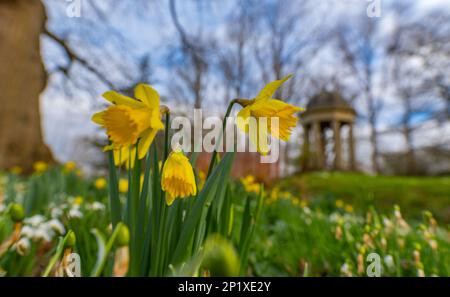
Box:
[40,0,450,171]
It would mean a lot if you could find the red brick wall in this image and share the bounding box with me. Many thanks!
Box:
[195,152,280,185]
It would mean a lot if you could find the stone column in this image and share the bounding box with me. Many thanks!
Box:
[348,123,356,170]
[333,120,342,170]
[313,121,324,169]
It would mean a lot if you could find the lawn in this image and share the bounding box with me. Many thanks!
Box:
[276,172,450,223]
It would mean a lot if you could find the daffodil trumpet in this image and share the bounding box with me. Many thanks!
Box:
[161,150,197,206]
[93,82,266,277]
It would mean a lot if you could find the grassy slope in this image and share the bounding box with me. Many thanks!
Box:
[277,172,450,223]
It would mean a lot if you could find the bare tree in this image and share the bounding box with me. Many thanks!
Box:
[336,15,383,174]
[251,0,327,174]
[384,6,450,174]
[216,0,255,101]
[168,0,210,109]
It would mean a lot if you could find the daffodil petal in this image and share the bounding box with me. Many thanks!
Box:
[150,109,164,129]
[126,146,136,169]
[248,121,270,155]
[103,91,145,109]
[236,107,251,133]
[266,99,304,112]
[113,146,136,168]
[92,111,105,125]
[134,83,160,109]
[255,74,293,101]
[165,193,175,206]
[138,128,158,159]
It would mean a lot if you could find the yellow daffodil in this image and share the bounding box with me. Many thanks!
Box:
[345,204,354,213]
[335,199,344,208]
[161,151,197,206]
[118,178,128,193]
[10,166,23,175]
[91,83,165,166]
[236,75,304,154]
[33,161,48,173]
[94,177,107,190]
[240,175,261,194]
[74,196,84,205]
[300,199,308,208]
[64,161,77,172]
[197,170,206,191]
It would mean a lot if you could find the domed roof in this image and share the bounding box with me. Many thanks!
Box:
[306,91,352,110]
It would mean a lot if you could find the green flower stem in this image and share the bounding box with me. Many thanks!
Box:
[239,187,264,275]
[91,222,125,277]
[42,232,74,277]
[207,99,237,177]
[164,112,170,161]
[156,112,171,276]
[107,147,121,228]
[129,147,142,276]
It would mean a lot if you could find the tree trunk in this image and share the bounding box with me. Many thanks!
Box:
[366,87,379,174]
[0,0,53,172]
[401,95,416,175]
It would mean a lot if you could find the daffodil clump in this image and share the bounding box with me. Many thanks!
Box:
[240,175,261,194]
[265,186,308,208]
[87,78,301,276]
[0,76,305,277]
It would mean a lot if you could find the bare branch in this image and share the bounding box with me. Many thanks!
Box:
[43,28,116,89]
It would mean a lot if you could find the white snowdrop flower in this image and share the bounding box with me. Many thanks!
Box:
[344,222,352,230]
[394,210,402,220]
[89,202,105,211]
[384,255,395,271]
[51,207,64,218]
[32,226,54,243]
[15,237,31,256]
[20,225,35,238]
[428,239,438,250]
[329,213,340,222]
[46,219,66,235]
[303,207,311,215]
[340,263,352,277]
[69,208,83,219]
[60,203,69,210]
[0,203,6,213]
[24,215,45,227]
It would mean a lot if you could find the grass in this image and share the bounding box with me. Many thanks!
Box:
[1,167,449,276]
[0,158,261,277]
[249,190,450,277]
[276,172,450,223]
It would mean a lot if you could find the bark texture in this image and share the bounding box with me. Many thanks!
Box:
[0,0,53,172]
